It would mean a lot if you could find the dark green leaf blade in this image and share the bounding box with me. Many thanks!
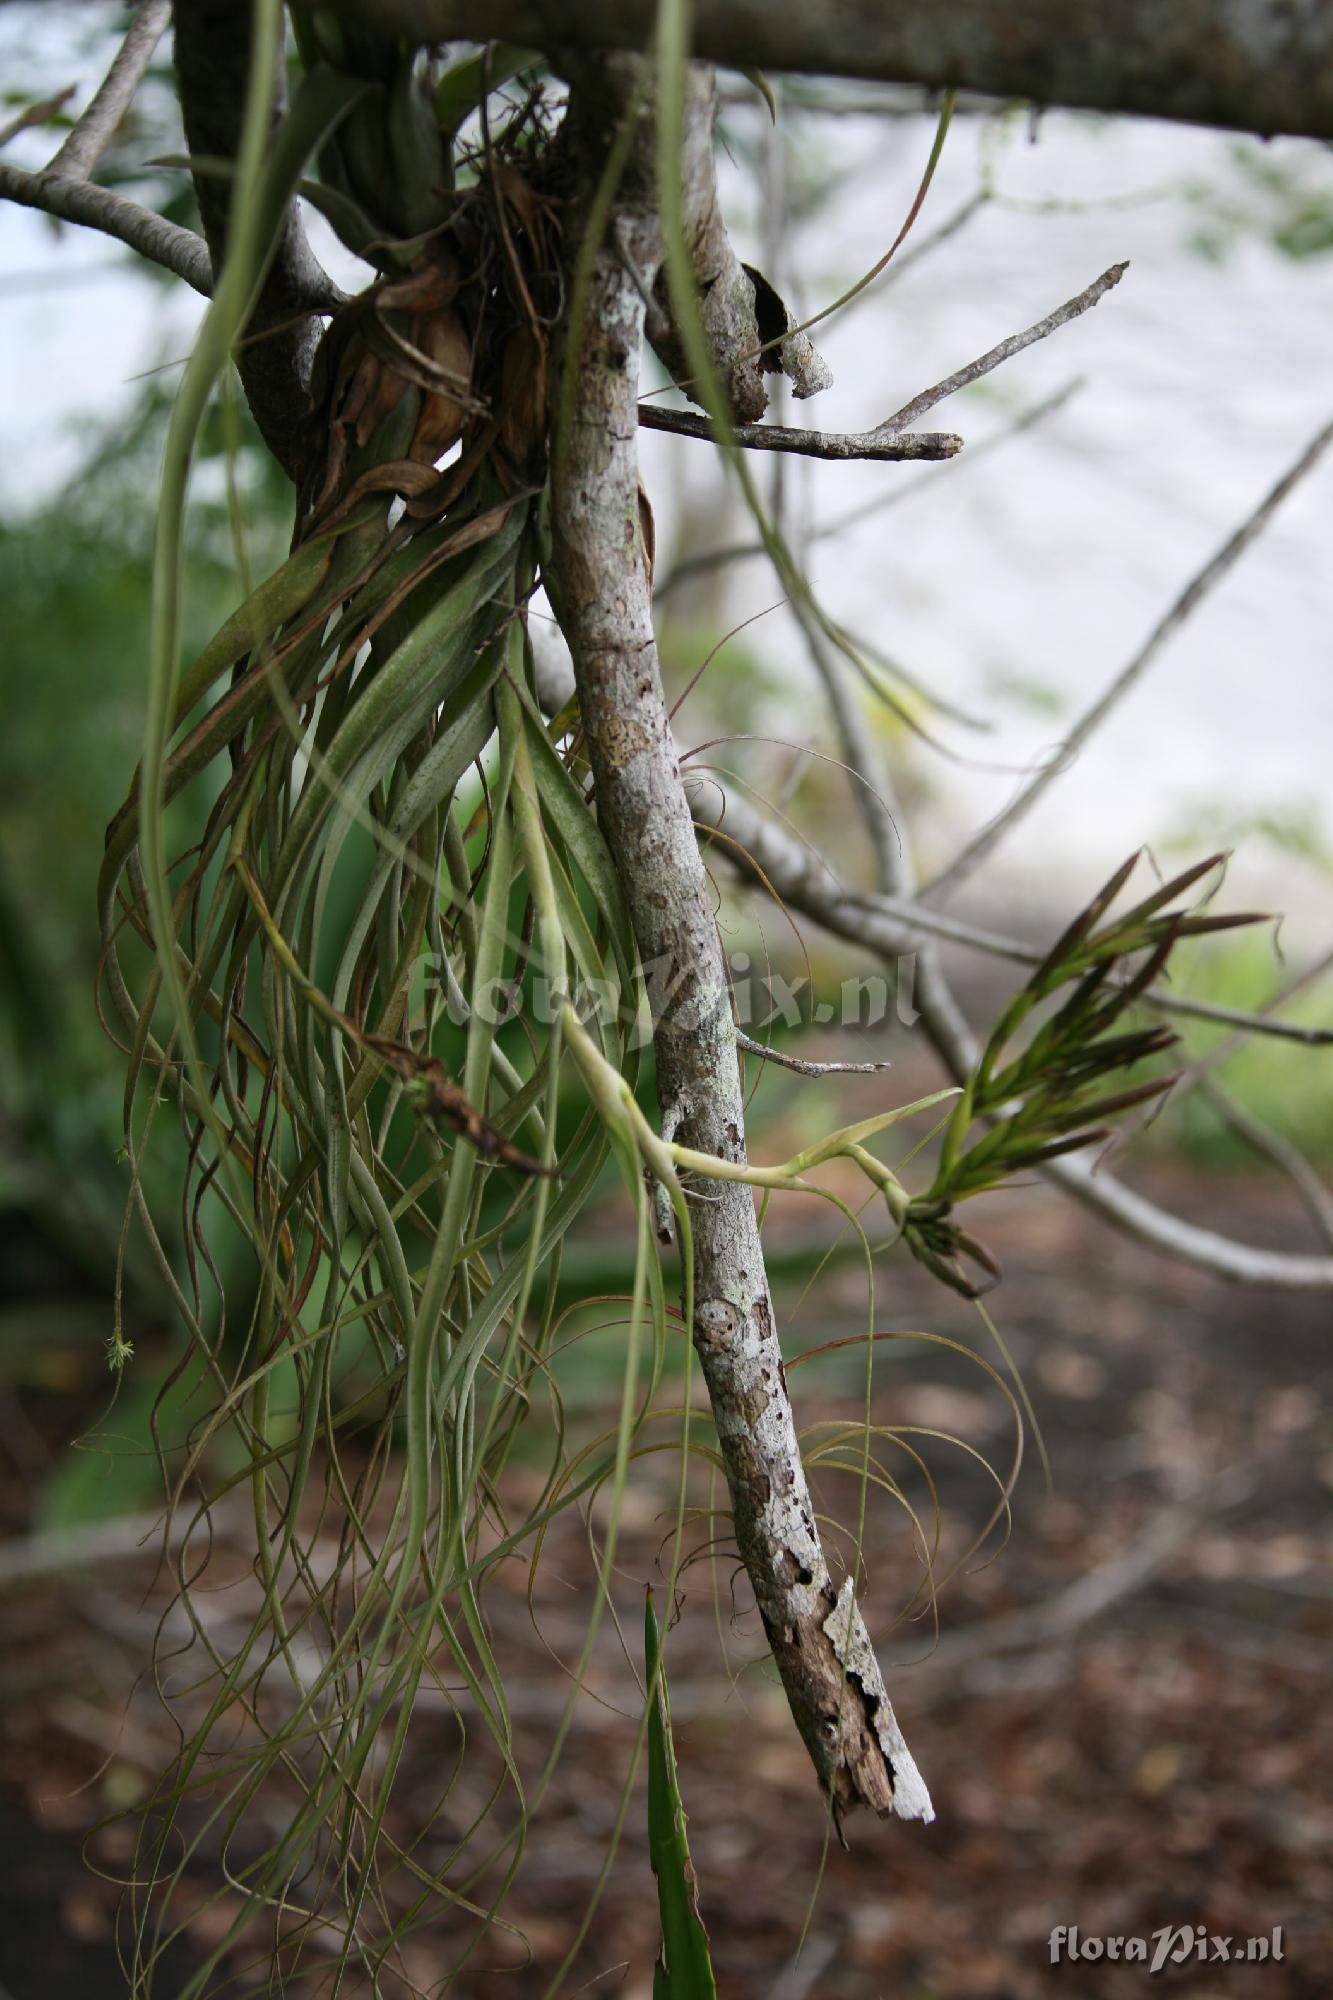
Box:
[646,1592,716,2000]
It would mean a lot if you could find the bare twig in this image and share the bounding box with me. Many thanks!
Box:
[553,59,932,1823]
[48,0,171,180]
[1200,1076,1333,1250]
[0,87,76,152]
[0,156,215,294]
[928,415,1333,900]
[639,403,962,461]
[735,1027,890,1076]
[656,379,1080,601]
[884,1468,1255,1678]
[876,261,1127,437]
[534,632,1333,1051]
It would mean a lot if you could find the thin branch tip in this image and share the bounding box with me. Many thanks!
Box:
[640,404,963,462]
[878,258,1131,438]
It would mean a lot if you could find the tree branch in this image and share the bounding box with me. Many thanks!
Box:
[561,55,831,422]
[173,0,335,483]
[650,62,829,417]
[308,1,1333,144]
[695,783,1333,1289]
[639,404,962,461]
[657,379,1080,600]
[550,64,932,1825]
[875,261,1127,437]
[0,156,214,295]
[532,617,1333,1289]
[47,0,171,181]
[927,414,1333,901]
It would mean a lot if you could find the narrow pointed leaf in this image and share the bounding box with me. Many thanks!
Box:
[646,1593,716,2000]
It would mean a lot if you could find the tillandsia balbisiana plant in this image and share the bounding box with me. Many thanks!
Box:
[0,0,1304,1988]
[897,852,1263,1296]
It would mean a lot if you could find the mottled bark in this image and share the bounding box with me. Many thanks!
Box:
[643,65,829,417]
[638,405,960,460]
[549,72,931,1825]
[550,53,830,421]
[312,0,1333,144]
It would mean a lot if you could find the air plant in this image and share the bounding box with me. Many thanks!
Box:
[65,1,1274,1983]
[897,852,1262,1294]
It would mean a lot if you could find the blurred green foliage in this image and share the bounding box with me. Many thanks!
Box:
[1185,141,1333,265]
[1141,930,1333,1169]
[0,383,291,1520]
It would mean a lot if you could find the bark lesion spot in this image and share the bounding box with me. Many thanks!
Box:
[599,712,652,770]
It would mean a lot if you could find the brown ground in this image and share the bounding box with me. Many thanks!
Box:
[1,1162,1329,2000]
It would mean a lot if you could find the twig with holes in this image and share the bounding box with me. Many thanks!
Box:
[875,260,1127,436]
[927,414,1333,901]
[639,404,962,461]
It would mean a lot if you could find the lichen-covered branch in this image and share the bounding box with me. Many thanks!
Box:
[549,70,932,1825]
